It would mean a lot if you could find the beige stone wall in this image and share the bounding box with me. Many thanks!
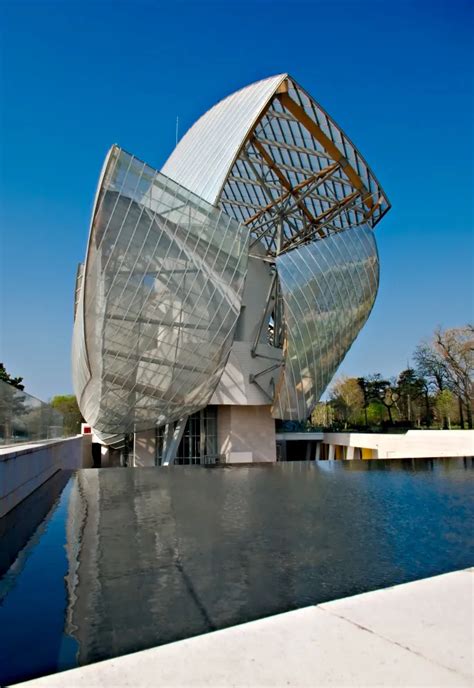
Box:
[218,405,276,463]
[134,429,156,467]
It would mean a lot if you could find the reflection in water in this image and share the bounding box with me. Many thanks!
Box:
[0,470,70,579]
[0,475,78,685]
[1,459,473,685]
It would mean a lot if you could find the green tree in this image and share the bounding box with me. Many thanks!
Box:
[434,390,456,429]
[51,395,84,436]
[0,363,24,390]
[311,402,334,428]
[366,400,386,425]
[357,377,370,426]
[396,368,426,425]
[0,365,26,442]
[330,377,364,429]
[363,374,397,425]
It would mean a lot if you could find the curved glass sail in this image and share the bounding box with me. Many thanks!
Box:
[272,225,379,420]
[73,146,248,435]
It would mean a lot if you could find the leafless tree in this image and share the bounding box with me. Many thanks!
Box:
[433,325,473,428]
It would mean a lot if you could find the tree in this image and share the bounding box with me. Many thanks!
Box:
[433,326,473,428]
[396,368,426,425]
[362,374,398,425]
[0,365,26,442]
[434,390,457,429]
[311,402,334,428]
[51,395,84,436]
[357,377,370,426]
[330,377,364,428]
[0,363,24,390]
[366,400,386,425]
[414,342,448,394]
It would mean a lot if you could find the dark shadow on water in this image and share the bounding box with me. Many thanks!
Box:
[0,470,71,577]
[0,458,473,685]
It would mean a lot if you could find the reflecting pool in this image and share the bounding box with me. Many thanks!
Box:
[1,459,473,685]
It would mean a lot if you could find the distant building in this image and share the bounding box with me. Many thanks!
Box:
[72,74,390,464]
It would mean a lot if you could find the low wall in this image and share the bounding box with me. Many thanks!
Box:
[0,435,92,517]
[322,430,474,459]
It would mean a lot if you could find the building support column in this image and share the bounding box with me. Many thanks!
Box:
[218,405,276,463]
[162,417,187,466]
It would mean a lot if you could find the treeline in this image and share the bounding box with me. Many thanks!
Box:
[312,325,473,431]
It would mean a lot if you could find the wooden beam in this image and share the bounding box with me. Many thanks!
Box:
[244,162,339,226]
[281,190,359,251]
[277,92,375,210]
[251,137,326,237]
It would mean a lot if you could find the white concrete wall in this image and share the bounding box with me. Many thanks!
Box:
[0,435,92,517]
[323,430,474,459]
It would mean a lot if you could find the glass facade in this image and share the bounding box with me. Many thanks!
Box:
[73,147,248,437]
[273,225,379,420]
[156,407,218,465]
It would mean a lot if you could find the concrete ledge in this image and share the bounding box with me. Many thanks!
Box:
[16,569,473,687]
[323,430,474,459]
[276,432,323,441]
[0,435,92,517]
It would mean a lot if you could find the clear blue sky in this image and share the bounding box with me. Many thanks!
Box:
[0,0,472,400]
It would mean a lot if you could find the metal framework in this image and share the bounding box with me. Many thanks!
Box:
[216,77,389,255]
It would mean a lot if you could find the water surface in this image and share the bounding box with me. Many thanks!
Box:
[1,459,473,685]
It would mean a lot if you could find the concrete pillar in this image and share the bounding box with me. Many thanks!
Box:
[328,444,335,461]
[134,429,160,467]
[315,442,321,461]
[346,446,355,461]
[218,405,276,463]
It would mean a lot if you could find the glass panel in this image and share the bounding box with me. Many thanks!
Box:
[73,147,248,436]
[273,225,379,420]
[173,406,218,465]
[0,380,64,445]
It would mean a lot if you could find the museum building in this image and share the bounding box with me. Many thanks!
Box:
[72,74,390,464]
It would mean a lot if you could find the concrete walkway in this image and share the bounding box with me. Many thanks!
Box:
[17,569,473,687]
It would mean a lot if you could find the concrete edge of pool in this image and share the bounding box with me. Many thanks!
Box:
[15,568,473,688]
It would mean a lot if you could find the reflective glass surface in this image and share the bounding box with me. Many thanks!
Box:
[273,225,379,419]
[157,406,218,465]
[73,147,248,435]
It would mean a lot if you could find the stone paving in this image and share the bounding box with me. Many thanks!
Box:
[17,568,473,687]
